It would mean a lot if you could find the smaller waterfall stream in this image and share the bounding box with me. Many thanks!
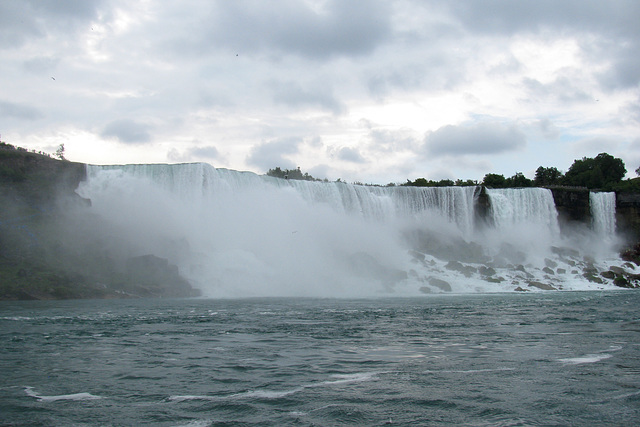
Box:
[590,192,616,238]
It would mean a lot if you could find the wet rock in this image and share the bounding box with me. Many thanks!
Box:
[404,229,489,263]
[601,271,616,280]
[610,266,627,276]
[614,276,633,288]
[498,243,527,264]
[528,281,557,291]
[542,267,555,275]
[551,246,580,258]
[419,286,432,294]
[126,254,200,297]
[479,266,496,276]
[445,261,477,277]
[582,272,603,284]
[544,258,558,269]
[409,250,425,262]
[514,286,528,292]
[428,277,452,292]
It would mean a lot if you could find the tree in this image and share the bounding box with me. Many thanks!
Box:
[505,172,533,188]
[482,173,507,188]
[266,166,320,181]
[564,152,626,189]
[635,165,639,176]
[534,166,563,186]
[55,143,65,160]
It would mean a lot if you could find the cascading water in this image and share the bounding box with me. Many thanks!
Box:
[590,192,616,239]
[484,188,561,258]
[74,164,628,296]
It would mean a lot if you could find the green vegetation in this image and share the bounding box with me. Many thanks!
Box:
[266,166,325,182]
[402,152,633,190]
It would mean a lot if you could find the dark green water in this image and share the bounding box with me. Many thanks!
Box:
[1,292,639,426]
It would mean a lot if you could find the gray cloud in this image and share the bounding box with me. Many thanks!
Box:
[523,77,593,104]
[367,128,420,154]
[271,80,345,114]
[0,0,105,49]
[101,119,152,144]
[189,146,220,160]
[446,1,639,35]
[22,56,60,74]
[206,0,392,59]
[1,0,638,184]
[0,100,44,120]
[336,147,366,164]
[246,137,302,170]
[424,122,527,157]
[444,0,640,90]
[167,145,220,163]
[596,44,640,90]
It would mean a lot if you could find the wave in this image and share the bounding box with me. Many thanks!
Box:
[169,371,379,402]
[24,386,102,402]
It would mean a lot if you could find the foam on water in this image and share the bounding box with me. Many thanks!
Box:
[168,371,378,403]
[24,386,102,402]
[559,354,613,365]
[74,163,625,296]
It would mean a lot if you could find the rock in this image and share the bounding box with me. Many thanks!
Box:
[621,243,640,266]
[542,267,555,275]
[428,277,452,292]
[601,271,616,279]
[419,286,432,294]
[126,254,200,297]
[514,286,528,292]
[583,272,603,284]
[551,246,580,258]
[614,276,632,288]
[544,258,558,269]
[610,266,627,276]
[409,250,425,262]
[528,281,557,291]
[445,261,477,277]
[404,229,489,263]
[498,243,527,264]
[557,268,566,274]
[479,266,496,276]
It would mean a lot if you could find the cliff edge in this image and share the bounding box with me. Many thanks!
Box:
[0,145,200,300]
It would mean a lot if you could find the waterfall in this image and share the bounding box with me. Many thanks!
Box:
[590,192,616,238]
[84,163,477,230]
[74,164,626,296]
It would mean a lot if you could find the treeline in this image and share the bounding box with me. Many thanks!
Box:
[267,152,638,192]
[408,152,639,192]
[0,141,65,160]
[266,166,327,182]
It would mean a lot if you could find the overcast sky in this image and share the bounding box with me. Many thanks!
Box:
[1,0,639,184]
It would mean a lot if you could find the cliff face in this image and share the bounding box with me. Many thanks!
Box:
[0,147,87,208]
[616,192,640,244]
[0,147,200,300]
[548,187,591,223]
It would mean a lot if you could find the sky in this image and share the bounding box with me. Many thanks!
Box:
[1,0,639,185]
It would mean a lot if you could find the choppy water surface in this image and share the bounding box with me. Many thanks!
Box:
[1,292,639,426]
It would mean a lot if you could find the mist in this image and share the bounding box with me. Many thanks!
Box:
[69,163,628,297]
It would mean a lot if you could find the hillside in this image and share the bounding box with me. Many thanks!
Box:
[0,145,200,300]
